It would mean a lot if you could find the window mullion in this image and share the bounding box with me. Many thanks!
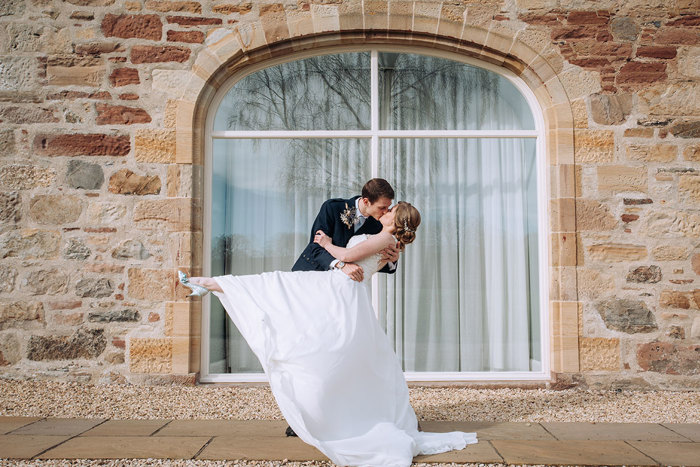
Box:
[371,50,379,177]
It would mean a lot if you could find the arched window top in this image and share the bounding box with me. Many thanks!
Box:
[213,51,535,132]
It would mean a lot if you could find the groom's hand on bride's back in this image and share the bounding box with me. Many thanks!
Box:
[342,263,364,282]
[381,243,400,263]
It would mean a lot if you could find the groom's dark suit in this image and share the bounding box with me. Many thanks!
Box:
[292,195,396,274]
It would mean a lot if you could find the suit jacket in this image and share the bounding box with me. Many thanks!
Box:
[292,196,396,274]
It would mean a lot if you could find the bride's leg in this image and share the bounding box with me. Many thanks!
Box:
[189,276,223,293]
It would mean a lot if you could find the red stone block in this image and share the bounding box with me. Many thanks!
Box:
[518,11,565,26]
[666,15,700,26]
[636,46,678,59]
[621,214,639,223]
[567,10,610,25]
[569,57,611,69]
[166,29,205,43]
[102,14,163,40]
[96,103,152,125]
[112,337,126,348]
[46,300,83,310]
[109,67,140,86]
[166,15,222,26]
[637,341,700,375]
[654,27,700,45]
[34,133,130,156]
[131,45,191,63]
[75,42,123,55]
[119,93,139,100]
[617,61,667,84]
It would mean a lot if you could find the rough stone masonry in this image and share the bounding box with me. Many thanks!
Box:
[0,0,698,389]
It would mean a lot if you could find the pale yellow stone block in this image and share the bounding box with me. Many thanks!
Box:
[543,76,569,106]
[579,337,620,371]
[529,55,556,86]
[191,50,224,83]
[556,129,575,166]
[135,129,176,163]
[575,130,615,164]
[129,337,173,374]
[484,30,515,55]
[571,99,588,129]
[550,197,576,232]
[550,266,577,301]
[286,8,314,38]
[208,31,245,64]
[551,232,577,267]
[364,1,388,30]
[597,166,647,194]
[507,41,539,70]
[626,144,678,163]
[549,102,574,130]
[311,4,340,33]
[172,336,190,374]
[552,163,576,198]
[387,1,413,31]
[461,26,489,48]
[412,2,441,35]
[587,243,648,262]
[235,21,268,51]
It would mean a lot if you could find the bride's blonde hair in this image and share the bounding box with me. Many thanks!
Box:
[393,202,421,250]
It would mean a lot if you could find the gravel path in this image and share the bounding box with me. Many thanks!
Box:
[1,380,698,423]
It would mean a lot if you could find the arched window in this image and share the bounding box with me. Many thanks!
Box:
[203,49,547,382]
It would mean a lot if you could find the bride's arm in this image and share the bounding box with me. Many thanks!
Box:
[314,231,395,263]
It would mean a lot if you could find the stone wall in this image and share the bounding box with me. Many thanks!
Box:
[0,0,698,389]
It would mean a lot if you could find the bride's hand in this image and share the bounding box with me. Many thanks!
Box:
[314,230,331,248]
[381,243,400,263]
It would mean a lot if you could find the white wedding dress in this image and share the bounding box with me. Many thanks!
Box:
[213,234,477,466]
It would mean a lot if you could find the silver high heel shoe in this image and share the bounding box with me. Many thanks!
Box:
[178,271,210,297]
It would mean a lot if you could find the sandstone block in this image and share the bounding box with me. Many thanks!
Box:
[659,290,699,310]
[145,1,202,12]
[127,268,174,300]
[27,327,106,361]
[653,245,690,261]
[655,28,700,45]
[0,165,56,190]
[0,229,60,259]
[595,298,658,333]
[578,268,615,300]
[29,195,83,225]
[0,192,20,223]
[669,121,700,139]
[678,47,700,79]
[85,202,127,225]
[102,14,162,40]
[150,70,190,98]
[589,94,633,125]
[88,309,140,323]
[576,199,617,231]
[0,106,59,124]
[129,337,172,373]
[684,145,700,161]
[212,3,253,14]
[597,166,647,194]
[166,15,222,26]
[0,333,20,366]
[679,175,700,203]
[692,253,700,275]
[644,210,700,238]
[639,83,700,117]
[46,300,82,311]
[637,341,699,375]
[691,317,700,338]
[108,169,161,195]
[616,61,667,86]
[0,130,15,156]
[112,239,150,260]
[133,198,196,231]
[637,46,677,59]
[0,0,24,16]
[109,68,140,86]
[52,311,84,326]
[575,130,615,163]
[46,57,105,87]
[623,128,654,138]
[34,134,130,157]
[21,269,69,295]
[167,30,205,43]
[104,351,125,365]
[131,45,191,63]
[627,265,662,283]
[64,237,91,260]
[0,301,44,330]
[0,57,37,92]
[75,278,114,298]
[74,42,121,54]
[0,265,17,293]
[579,337,619,371]
[626,144,677,163]
[66,160,104,190]
[588,243,647,262]
[668,325,685,339]
[96,104,151,125]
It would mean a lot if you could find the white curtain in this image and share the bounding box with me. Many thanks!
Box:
[377,53,540,372]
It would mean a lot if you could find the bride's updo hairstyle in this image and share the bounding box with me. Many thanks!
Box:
[393,202,421,250]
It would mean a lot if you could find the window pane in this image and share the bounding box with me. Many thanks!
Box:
[378,52,535,130]
[214,53,371,131]
[378,138,540,372]
[210,138,371,373]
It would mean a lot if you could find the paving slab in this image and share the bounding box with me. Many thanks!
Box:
[155,419,289,437]
[628,440,700,466]
[413,440,503,463]
[0,435,72,459]
[491,440,657,466]
[662,423,700,442]
[196,435,328,461]
[9,418,106,436]
[79,419,172,437]
[36,435,211,459]
[419,421,554,440]
[0,417,43,435]
[541,421,687,441]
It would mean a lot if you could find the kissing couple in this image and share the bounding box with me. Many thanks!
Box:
[179,178,477,466]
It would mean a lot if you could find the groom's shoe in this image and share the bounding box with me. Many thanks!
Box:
[285,425,298,437]
[178,271,210,297]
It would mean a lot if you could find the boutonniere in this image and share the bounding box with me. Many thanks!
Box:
[340,203,359,230]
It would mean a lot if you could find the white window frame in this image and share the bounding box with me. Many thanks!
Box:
[200,46,550,383]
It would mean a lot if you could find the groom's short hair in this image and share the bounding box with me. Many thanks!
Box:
[362,178,395,203]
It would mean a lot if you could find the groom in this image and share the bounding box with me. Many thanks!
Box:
[285,178,400,437]
[292,178,400,281]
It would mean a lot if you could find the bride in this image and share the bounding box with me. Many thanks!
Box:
[180,201,478,466]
